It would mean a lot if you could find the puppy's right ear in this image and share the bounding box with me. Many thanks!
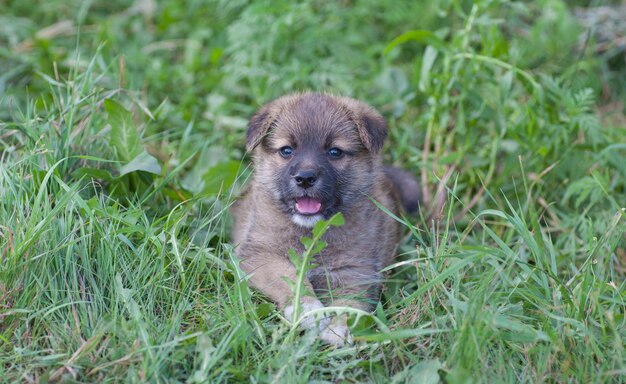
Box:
[246,106,274,152]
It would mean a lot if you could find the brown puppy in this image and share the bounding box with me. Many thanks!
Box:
[231,93,419,345]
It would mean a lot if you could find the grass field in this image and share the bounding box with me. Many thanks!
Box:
[1,0,625,382]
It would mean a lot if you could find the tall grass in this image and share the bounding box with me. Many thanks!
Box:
[1,0,624,382]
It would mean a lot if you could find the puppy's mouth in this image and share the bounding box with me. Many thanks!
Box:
[294,196,323,215]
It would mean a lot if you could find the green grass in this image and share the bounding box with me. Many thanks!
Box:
[1,0,625,382]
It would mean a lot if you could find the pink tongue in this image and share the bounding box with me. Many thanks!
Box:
[295,197,322,214]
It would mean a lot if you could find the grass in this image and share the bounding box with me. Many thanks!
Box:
[1,0,625,382]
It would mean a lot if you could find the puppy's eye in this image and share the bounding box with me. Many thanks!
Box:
[327,148,343,158]
[279,146,294,158]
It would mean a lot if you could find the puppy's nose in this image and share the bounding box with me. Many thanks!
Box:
[293,170,318,189]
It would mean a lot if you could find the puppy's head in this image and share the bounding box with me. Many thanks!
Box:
[246,93,387,228]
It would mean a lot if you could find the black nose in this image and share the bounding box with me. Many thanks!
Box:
[293,170,318,188]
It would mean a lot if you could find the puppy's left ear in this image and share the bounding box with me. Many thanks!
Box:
[246,106,274,152]
[340,98,387,154]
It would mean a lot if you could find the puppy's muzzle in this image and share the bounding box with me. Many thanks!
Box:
[293,170,318,189]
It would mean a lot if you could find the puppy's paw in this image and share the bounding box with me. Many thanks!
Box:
[320,317,353,346]
[284,297,329,330]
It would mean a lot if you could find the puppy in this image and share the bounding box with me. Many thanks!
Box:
[231,93,419,345]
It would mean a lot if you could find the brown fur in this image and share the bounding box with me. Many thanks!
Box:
[231,92,418,344]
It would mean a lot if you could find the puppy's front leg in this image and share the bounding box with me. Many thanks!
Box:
[239,252,328,329]
[319,296,377,345]
[314,267,382,345]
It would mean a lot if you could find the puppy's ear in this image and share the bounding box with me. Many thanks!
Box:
[340,98,387,154]
[246,106,274,152]
[358,106,387,154]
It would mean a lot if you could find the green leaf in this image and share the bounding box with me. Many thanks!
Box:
[300,236,313,248]
[419,45,438,92]
[105,99,142,162]
[445,366,474,384]
[200,160,241,196]
[119,151,162,176]
[312,212,344,238]
[392,359,443,384]
[492,314,550,342]
[287,248,300,267]
[72,167,115,182]
[562,175,607,209]
[255,302,275,319]
[384,30,447,56]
